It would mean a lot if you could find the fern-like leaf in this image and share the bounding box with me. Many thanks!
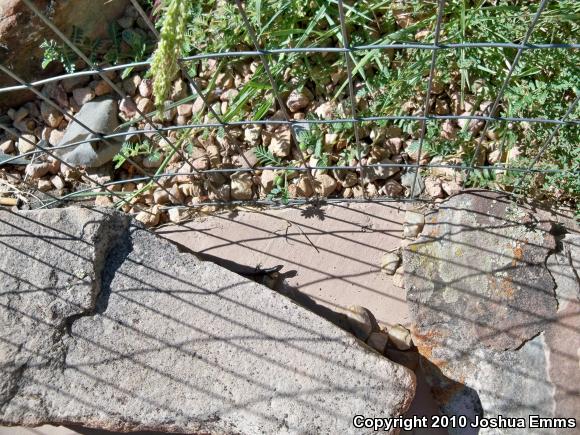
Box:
[255,145,282,166]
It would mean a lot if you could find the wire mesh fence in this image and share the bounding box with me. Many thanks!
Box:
[0,0,578,223]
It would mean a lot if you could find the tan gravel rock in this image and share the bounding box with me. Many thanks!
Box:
[268,128,292,158]
[230,171,254,200]
[0,140,14,154]
[286,89,312,112]
[388,324,413,351]
[17,134,37,154]
[344,305,377,341]
[72,87,95,106]
[425,176,445,198]
[381,252,400,275]
[314,174,337,197]
[40,102,64,128]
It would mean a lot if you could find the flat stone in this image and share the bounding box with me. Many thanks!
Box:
[404,190,572,431]
[158,203,410,330]
[0,208,416,433]
[544,232,580,421]
[53,98,122,167]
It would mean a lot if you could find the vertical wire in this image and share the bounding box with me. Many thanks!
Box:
[513,93,580,195]
[410,0,446,198]
[0,128,73,206]
[337,0,366,198]
[233,0,317,194]
[0,124,156,215]
[0,64,180,205]
[129,0,256,170]
[21,0,209,203]
[468,0,549,170]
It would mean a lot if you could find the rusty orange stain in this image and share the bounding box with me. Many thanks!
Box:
[512,244,523,267]
[412,328,448,367]
[500,276,516,298]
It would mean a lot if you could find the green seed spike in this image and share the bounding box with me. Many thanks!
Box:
[150,0,188,109]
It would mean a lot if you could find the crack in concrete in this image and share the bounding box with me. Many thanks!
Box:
[63,214,131,334]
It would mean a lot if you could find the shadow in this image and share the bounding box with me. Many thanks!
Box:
[270,273,353,333]
[170,237,352,332]
[68,427,187,435]
[300,203,326,221]
[1,206,414,434]
[0,192,578,434]
[420,357,483,435]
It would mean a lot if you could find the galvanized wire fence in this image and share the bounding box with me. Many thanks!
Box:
[0,0,579,220]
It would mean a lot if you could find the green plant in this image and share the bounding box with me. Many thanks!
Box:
[255,145,282,166]
[105,23,152,79]
[255,146,292,203]
[297,128,318,152]
[297,125,330,168]
[113,140,159,169]
[268,172,290,204]
[466,167,497,189]
[40,26,102,73]
[85,0,579,207]
[41,23,153,77]
[149,0,189,106]
[41,40,77,73]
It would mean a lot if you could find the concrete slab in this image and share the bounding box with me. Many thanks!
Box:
[1,207,415,434]
[157,202,409,328]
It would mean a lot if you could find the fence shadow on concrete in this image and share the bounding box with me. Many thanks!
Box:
[0,195,578,434]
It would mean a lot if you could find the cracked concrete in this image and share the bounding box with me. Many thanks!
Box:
[0,207,416,434]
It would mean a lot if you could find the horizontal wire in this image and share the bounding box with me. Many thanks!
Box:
[2,111,579,168]
[1,42,579,94]
[34,158,576,210]
[469,0,549,170]
[2,5,577,211]
[411,0,446,198]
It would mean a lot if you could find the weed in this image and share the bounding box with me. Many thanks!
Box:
[40,26,102,73]
[255,145,282,167]
[113,140,159,169]
[268,172,290,204]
